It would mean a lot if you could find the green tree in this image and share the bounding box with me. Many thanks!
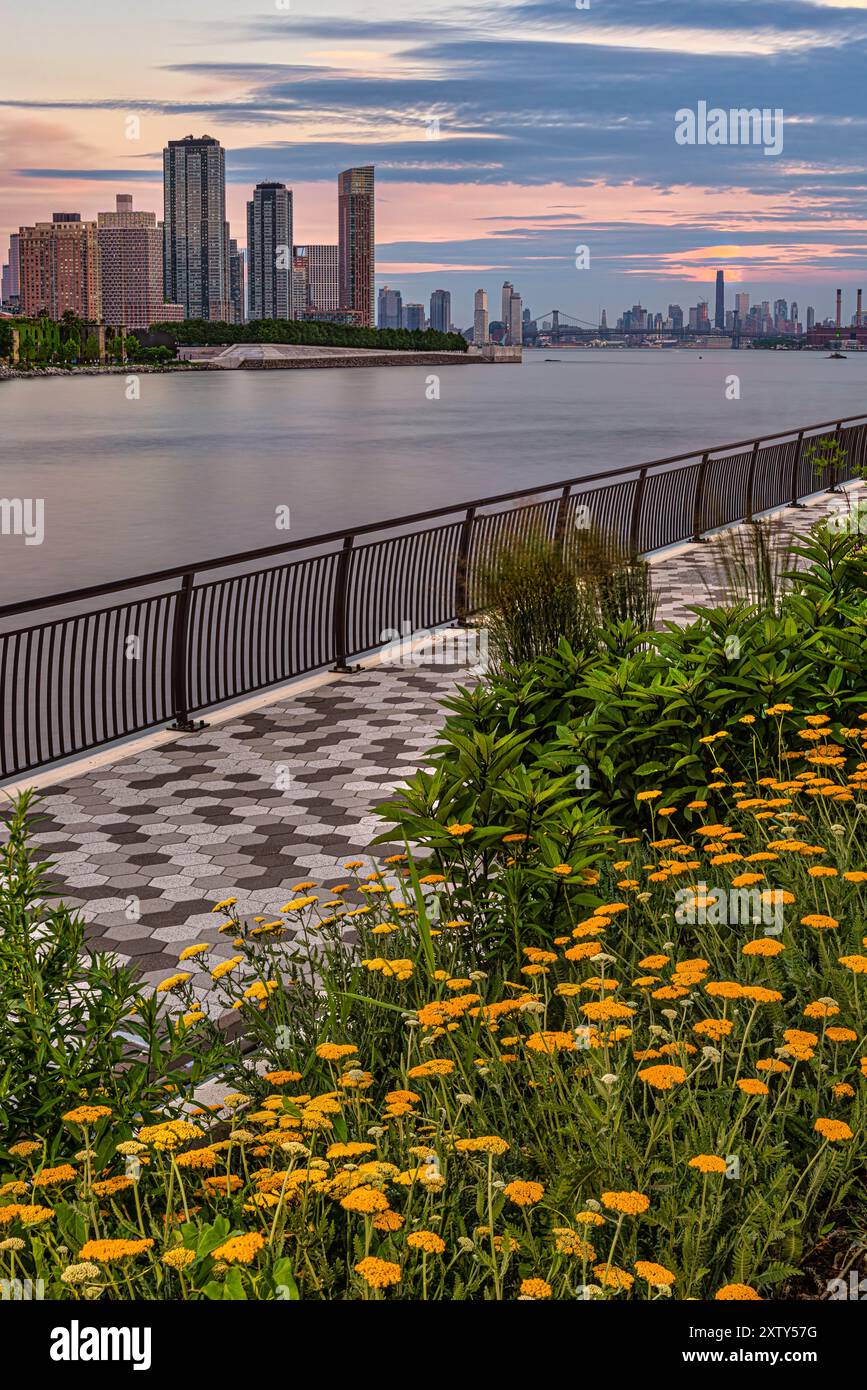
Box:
[148,316,468,354]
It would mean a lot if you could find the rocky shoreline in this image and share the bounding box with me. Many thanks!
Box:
[0,362,207,380]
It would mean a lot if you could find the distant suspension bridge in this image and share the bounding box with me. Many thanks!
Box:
[530,310,712,341]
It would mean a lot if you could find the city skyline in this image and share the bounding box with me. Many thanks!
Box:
[5,179,862,336]
[2,0,866,324]
[6,170,866,336]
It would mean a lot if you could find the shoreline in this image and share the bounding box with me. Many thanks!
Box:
[0,349,511,380]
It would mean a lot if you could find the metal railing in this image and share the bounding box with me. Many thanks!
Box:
[1,411,864,781]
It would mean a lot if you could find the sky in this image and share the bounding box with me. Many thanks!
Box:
[2,0,867,326]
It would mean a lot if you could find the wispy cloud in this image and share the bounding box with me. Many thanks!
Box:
[2,0,865,321]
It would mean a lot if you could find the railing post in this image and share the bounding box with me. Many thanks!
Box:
[332,534,359,672]
[789,430,806,507]
[745,440,760,523]
[455,506,477,625]
[169,572,205,732]
[629,469,648,554]
[554,484,572,550]
[691,453,710,543]
[829,421,843,492]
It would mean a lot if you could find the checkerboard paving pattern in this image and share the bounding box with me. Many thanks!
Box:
[13,486,861,1001]
[26,662,466,1001]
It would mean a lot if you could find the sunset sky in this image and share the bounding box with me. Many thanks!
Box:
[3,0,867,325]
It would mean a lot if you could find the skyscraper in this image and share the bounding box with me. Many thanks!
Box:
[246,182,292,321]
[377,286,402,330]
[97,194,182,329]
[300,245,339,312]
[501,281,514,330]
[19,212,101,320]
[229,239,245,324]
[667,304,683,330]
[430,288,451,333]
[714,270,725,330]
[292,248,309,319]
[402,303,425,332]
[338,166,375,327]
[162,135,228,320]
[806,306,815,330]
[3,233,19,302]
[734,292,750,321]
[508,290,523,347]
[473,288,489,344]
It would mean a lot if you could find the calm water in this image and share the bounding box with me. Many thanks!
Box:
[1,348,865,604]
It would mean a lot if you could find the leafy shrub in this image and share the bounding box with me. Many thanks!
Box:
[393,525,867,842]
[0,794,223,1148]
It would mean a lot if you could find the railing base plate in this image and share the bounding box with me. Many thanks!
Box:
[169,719,208,732]
[332,663,361,674]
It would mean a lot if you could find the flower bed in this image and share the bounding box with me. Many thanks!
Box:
[1,702,866,1299]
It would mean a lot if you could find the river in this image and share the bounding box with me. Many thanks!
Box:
[1,347,865,604]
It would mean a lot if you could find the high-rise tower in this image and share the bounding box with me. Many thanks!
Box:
[18,213,101,320]
[338,166,375,327]
[430,289,451,334]
[97,194,182,328]
[473,288,489,344]
[163,135,228,320]
[246,182,293,320]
